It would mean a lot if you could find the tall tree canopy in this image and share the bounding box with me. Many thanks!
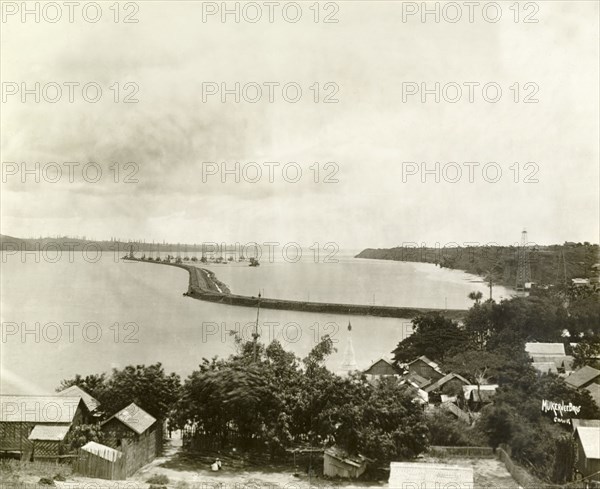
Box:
[59,363,181,420]
[392,313,468,363]
[175,334,429,463]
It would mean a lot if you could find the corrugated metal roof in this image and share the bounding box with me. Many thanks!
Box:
[103,403,156,435]
[531,355,574,369]
[363,358,402,376]
[532,362,558,374]
[525,343,566,356]
[58,385,100,412]
[325,446,367,467]
[565,366,600,388]
[572,419,600,432]
[81,441,122,462]
[462,385,498,400]
[28,424,70,441]
[585,383,600,408]
[405,372,431,389]
[424,373,470,393]
[0,396,82,423]
[577,426,600,459]
[408,356,443,374]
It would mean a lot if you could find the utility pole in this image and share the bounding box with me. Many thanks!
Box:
[516,229,531,291]
[253,292,261,363]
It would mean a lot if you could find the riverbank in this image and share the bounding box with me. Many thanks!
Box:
[125,258,468,319]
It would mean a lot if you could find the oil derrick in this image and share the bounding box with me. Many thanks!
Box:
[515,229,531,291]
[555,249,567,284]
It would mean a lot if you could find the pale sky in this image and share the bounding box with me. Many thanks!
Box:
[1,1,598,249]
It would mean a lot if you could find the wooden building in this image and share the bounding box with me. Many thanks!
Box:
[424,373,470,396]
[526,342,574,374]
[574,426,600,483]
[74,441,126,480]
[0,395,87,461]
[462,385,498,411]
[565,366,600,390]
[406,356,444,383]
[363,358,402,378]
[58,385,100,420]
[323,446,367,479]
[101,403,161,476]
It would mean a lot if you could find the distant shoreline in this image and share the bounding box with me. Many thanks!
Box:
[127,258,468,320]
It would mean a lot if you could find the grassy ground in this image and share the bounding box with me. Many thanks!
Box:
[0,458,72,485]
[0,438,519,489]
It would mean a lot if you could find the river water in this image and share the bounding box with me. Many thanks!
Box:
[0,251,512,395]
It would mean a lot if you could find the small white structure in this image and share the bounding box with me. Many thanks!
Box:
[324,446,367,479]
[80,441,122,462]
[389,461,473,489]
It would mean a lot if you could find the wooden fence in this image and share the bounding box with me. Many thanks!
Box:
[496,444,567,489]
[73,446,127,480]
[430,446,494,458]
[183,426,253,451]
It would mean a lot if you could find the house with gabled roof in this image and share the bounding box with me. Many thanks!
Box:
[526,343,574,374]
[462,385,498,411]
[404,372,431,390]
[101,403,161,476]
[363,358,403,378]
[532,361,559,375]
[0,395,87,461]
[574,426,600,482]
[58,385,100,417]
[525,342,566,356]
[571,419,600,433]
[424,372,470,395]
[406,356,444,383]
[565,366,600,390]
[584,383,600,408]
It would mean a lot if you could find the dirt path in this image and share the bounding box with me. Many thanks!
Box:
[129,435,382,489]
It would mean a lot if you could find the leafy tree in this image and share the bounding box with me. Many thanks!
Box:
[177,336,429,464]
[392,313,468,363]
[425,410,484,447]
[65,424,104,451]
[551,434,576,484]
[572,335,600,369]
[468,291,483,304]
[59,363,180,420]
[58,373,108,399]
[353,377,429,461]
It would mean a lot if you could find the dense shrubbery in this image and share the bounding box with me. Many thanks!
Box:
[424,411,484,447]
[174,335,429,463]
[393,291,600,483]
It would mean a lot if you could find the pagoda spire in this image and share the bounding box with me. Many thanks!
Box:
[339,321,358,375]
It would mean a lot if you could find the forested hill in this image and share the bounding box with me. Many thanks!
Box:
[0,235,210,253]
[356,243,599,288]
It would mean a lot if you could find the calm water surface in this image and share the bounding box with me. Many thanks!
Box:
[0,251,513,394]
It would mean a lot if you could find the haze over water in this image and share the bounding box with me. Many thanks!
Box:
[1,251,513,395]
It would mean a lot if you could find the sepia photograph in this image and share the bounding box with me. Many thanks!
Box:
[0,1,599,488]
